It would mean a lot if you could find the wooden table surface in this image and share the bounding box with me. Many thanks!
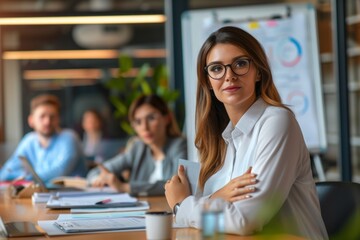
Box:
[0,189,305,240]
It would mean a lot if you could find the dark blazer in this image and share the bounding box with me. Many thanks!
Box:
[87,136,187,196]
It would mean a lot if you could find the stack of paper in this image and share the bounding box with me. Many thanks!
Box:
[46,193,138,209]
[38,212,146,235]
[32,187,116,204]
[70,201,149,213]
[32,193,52,203]
[53,217,145,233]
[38,211,186,236]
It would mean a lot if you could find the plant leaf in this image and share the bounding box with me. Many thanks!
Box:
[132,63,150,88]
[153,65,168,87]
[105,77,127,91]
[105,58,182,135]
[110,96,127,116]
[121,121,135,135]
[140,81,153,95]
[119,55,132,73]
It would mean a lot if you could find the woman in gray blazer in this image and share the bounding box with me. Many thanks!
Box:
[87,94,187,196]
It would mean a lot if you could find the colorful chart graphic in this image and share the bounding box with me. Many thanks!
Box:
[286,91,309,115]
[276,37,302,67]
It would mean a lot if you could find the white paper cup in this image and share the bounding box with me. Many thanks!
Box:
[145,211,173,240]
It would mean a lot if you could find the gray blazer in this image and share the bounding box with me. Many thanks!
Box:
[87,136,187,196]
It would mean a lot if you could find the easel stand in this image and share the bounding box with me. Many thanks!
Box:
[313,154,326,181]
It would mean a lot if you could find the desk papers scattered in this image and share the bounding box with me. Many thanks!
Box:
[178,159,200,194]
[46,193,138,209]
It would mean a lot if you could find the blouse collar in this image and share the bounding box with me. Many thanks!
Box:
[222,98,267,142]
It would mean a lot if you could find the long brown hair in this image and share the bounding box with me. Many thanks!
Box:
[195,26,289,189]
[128,94,182,137]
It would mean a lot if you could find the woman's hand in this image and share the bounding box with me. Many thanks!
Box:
[210,167,257,202]
[91,165,130,193]
[164,165,191,209]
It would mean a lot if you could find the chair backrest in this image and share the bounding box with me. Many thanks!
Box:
[315,181,360,239]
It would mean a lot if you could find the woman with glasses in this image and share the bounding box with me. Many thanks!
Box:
[86,94,187,196]
[165,26,328,239]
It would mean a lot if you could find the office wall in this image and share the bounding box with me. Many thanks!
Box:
[4,61,22,143]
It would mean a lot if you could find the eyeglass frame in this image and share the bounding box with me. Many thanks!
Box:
[204,58,252,80]
[131,112,163,128]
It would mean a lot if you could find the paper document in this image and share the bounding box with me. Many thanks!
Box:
[38,220,142,236]
[70,201,149,213]
[46,193,137,209]
[53,217,145,233]
[38,218,185,236]
[178,159,200,194]
[32,189,116,204]
[57,211,146,220]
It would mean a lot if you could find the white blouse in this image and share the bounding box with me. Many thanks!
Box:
[176,98,328,240]
[148,160,163,184]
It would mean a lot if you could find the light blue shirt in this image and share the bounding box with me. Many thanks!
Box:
[0,129,86,183]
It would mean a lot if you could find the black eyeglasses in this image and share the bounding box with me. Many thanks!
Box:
[204,58,252,80]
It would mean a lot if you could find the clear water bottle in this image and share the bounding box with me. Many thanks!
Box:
[201,198,225,240]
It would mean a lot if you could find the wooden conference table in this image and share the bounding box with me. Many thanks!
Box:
[0,190,305,240]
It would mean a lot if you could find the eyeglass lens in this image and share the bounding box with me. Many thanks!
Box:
[132,112,160,127]
[206,58,251,80]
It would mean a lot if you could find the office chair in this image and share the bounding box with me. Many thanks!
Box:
[315,181,360,240]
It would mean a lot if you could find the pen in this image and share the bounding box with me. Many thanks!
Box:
[95,198,112,205]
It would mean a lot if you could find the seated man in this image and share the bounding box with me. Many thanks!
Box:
[0,94,86,183]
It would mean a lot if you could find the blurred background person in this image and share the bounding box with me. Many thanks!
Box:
[81,109,107,168]
[87,94,187,196]
[0,94,86,183]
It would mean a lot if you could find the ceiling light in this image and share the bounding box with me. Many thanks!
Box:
[23,68,153,80]
[0,15,166,25]
[3,49,166,60]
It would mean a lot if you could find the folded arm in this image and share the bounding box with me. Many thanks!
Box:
[175,113,304,235]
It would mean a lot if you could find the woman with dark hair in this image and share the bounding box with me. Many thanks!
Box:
[87,94,187,196]
[164,26,328,239]
[81,109,106,166]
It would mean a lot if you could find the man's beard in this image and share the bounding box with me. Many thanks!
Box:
[39,129,56,138]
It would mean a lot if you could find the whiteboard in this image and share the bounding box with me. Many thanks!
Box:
[182,3,327,161]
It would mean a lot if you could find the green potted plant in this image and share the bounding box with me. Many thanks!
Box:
[104,55,180,135]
